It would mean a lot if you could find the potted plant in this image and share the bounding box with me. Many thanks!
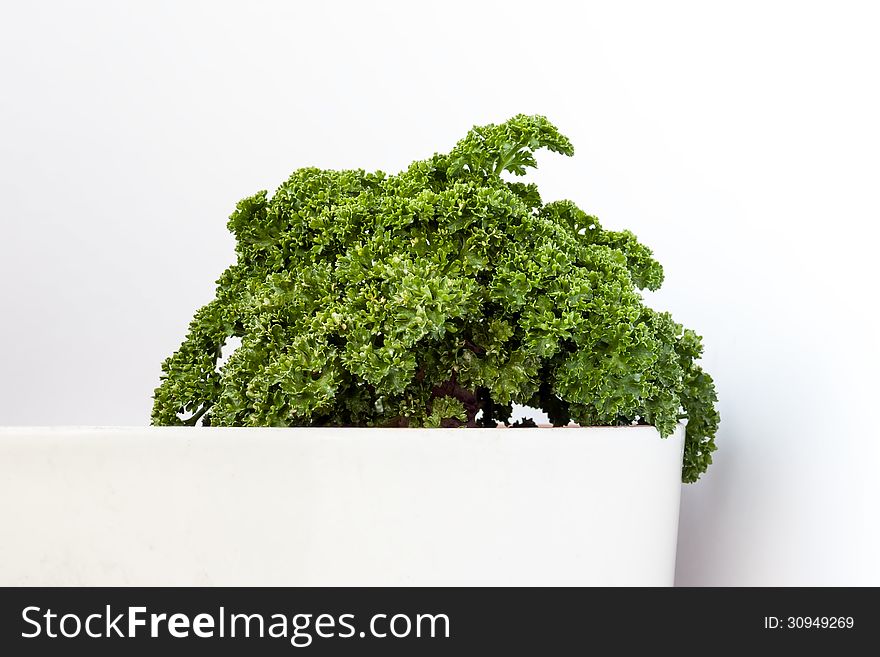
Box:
[0,115,718,586]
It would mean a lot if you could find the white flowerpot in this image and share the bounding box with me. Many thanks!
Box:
[0,424,684,586]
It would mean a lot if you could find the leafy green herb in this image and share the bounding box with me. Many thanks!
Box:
[152,114,719,482]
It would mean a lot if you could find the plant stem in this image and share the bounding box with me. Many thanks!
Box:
[183,404,210,426]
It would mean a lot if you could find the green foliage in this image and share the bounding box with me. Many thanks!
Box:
[152,114,719,482]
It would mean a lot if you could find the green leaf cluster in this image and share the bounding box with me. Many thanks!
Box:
[152,114,719,482]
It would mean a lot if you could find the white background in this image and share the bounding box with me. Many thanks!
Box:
[1,1,878,585]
